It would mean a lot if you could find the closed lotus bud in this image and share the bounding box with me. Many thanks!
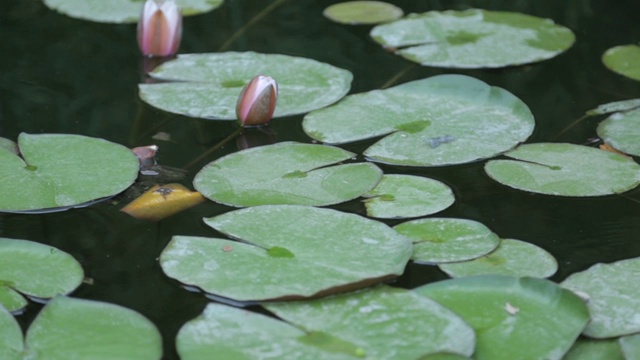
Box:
[137,0,182,57]
[236,75,278,127]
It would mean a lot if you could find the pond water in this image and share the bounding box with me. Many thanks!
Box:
[2,0,640,358]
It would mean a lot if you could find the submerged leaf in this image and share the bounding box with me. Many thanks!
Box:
[323,1,403,25]
[121,183,206,221]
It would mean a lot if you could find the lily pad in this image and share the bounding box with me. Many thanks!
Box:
[0,133,139,213]
[160,205,413,301]
[139,52,353,120]
[0,305,23,360]
[485,143,640,196]
[194,142,382,207]
[563,339,624,360]
[370,9,575,68]
[323,1,403,25]
[587,98,640,116]
[363,174,455,219]
[303,74,534,167]
[0,238,84,312]
[561,257,640,338]
[264,285,476,359]
[438,239,558,278]
[24,296,162,359]
[620,334,640,359]
[394,218,500,264]
[415,275,590,360]
[0,137,17,154]
[176,303,337,359]
[597,107,640,157]
[42,0,222,23]
[0,286,28,313]
[602,44,640,81]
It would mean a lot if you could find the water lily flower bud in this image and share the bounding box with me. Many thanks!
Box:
[236,75,278,127]
[137,0,182,57]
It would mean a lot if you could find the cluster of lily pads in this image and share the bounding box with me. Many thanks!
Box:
[2,0,640,359]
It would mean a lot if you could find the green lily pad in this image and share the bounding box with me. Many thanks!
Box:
[602,44,640,81]
[42,0,222,23]
[586,98,640,116]
[24,296,162,359]
[370,9,575,68]
[438,239,558,279]
[561,257,640,338]
[563,339,624,360]
[160,205,413,301]
[485,143,640,196]
[264,285,476,359]
[323,1,403,25]
[0,133,139,213]
[0,286,28,313]
[620,334,640,359]
[176,303,338,360]
[194,142,382,207]
[303,74,534,167]
[0,238,84,312]
[0,305,23,360]
[597,107,640,157]
[363,174,455,219]
[0,137,17,154]
[139,52,353,120]
[394,218,500,264]
[415,275,590,360]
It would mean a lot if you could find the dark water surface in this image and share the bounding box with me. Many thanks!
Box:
[2,0,640,358]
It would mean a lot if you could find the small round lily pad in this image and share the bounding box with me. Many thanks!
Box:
[394,217,500,264]
[323,1,403,25]
[438,239,558,278]
[602,44,640,81]
[370,9,575,68]
[363,174,455,219]
[485,143,640,196]
[597,107,640,157]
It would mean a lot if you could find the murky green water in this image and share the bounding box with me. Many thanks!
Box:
[2,0,640,357]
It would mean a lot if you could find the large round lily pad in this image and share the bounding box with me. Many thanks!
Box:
[394,218,500,264]
[597,107,640,157]
[485,143,640,196]
[194,142,382,207]
[0,238,84,312]
[438,239,558,278]
[303,74,534,167]
[602,44,640,81]
[0,133,139,213]
[415,275,590,360]
[160,205,413,301]
[323,1,403,25]
[363,174,455,219]
[561,257,640,338]
[264,285,476,359]
[43,0,223,23]
[370,9,575,68]
[139,52,353,120]
[24,296,162,359]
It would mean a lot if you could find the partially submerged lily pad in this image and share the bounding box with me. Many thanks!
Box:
[24,296,162,359]
[597,107,640,157]
[323,1,403,25]
[394,217,500,264]
[363,174,455,219]
[194,142,382,207]
[160,205,412,301]
[587,98,640,116]
[561,257,640,338]
[264,285,476,359]
[0,238,84,312]
[415,275,589,360]
[438,239,558,279]
[370,9,574,68]
[303,74,534,167]
[0,133,139,213]
[139,52,353,120]
[602,44,640,81]
[485,143,640,196]
[42,0,223,23]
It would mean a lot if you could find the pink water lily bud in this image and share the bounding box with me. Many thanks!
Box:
[236,75,278,127]
[137,0,182,57]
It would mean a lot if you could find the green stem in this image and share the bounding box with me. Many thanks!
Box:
[184,127,243,170]
[379,64,417,89]
[218,0,290,52]
[552,114,589,140]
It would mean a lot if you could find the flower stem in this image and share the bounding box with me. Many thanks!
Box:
[184,127,243,170]
[218,0,290,52]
